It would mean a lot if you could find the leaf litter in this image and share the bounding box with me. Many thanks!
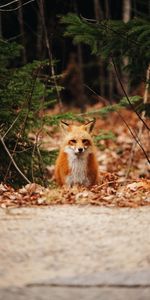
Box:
[0,108,150,208]
[0,175,149,209]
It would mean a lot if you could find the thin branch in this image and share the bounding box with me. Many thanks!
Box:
[2,113,20,139]
[14,146,33,153]
[80,86,150,165]
[1,137,31,184]
[0,0,18,8]
[0,0,35,12]
[31,128,47,187]
[125,64,150,178]
[84,83,108,104]
[36,144,47,187]
[21,64,42,135]
[31,139,36,183]
[116,111,150,164]
[111,56,150,131]
[6,33,23,41]
[37,0,63,111]
[4,66,41,179]
[96,179,134,189]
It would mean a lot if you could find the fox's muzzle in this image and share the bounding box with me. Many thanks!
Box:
[78,148,83,153]
[75,147,85,154]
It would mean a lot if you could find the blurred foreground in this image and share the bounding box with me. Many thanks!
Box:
[0,206,150,300]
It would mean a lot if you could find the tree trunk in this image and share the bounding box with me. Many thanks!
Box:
[73,1,86,111]
[123,0,131,23]
[93,0,103,19]
[104,0,114,101]
[18,0,27,64]
[105,0,110,19]
[108,64,114,101]
[36,0,44,59]
[93,0,105,98]
[0,13,2,39]
[122,0,131,93]
[77,43,86,111]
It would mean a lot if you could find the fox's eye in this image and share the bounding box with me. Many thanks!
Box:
[82,139,90,145]
[70,139,76,143]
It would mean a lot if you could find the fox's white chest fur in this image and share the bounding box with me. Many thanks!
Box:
[64,147,90,186]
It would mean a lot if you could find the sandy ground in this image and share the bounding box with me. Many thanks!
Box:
[0,206,150,299]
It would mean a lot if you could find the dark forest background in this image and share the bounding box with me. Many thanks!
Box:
[0,0,149,186]
[1,0,150,101]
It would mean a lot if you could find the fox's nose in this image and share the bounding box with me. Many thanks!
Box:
[78,148,83,153]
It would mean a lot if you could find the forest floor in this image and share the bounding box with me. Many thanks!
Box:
[0,107,149,208]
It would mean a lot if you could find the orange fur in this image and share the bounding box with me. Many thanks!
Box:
[55,151,70,185]
[55,120,99,187]
[87,153,99,185]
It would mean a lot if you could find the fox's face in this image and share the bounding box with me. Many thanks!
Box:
[60,120,95,156]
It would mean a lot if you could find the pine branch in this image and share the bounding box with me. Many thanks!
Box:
[61,14,150,83]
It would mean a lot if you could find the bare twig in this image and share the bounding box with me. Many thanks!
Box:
[37,0,63,111]
[6,33,23,41]
[116,111,150,165]
[0,0,18,8]
[1,136,31,184]
[0,0,35,12]
[111,56,150,131]
[36,144,47,187]
[97,179,134,189]
[80,87,150,165]
[4,65,41,180]
[84,84,108,104]
[2,113,20,139]
[31,128,47,187]
[125,64,150,178]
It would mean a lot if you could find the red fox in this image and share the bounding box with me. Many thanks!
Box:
[55,119,99,187]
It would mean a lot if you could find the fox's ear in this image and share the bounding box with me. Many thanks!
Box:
[83,118,96,133]
[60,120,70,132]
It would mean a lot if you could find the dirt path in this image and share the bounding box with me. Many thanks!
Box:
[0,206,150,299]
